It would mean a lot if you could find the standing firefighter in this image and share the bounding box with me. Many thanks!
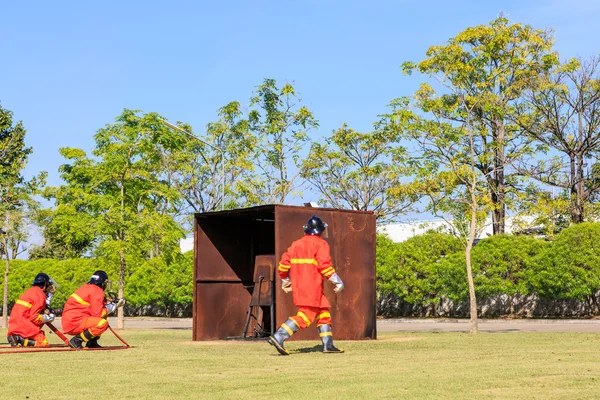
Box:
[7,273,57,347]
[268,215,345,355]
[62,270,125,349]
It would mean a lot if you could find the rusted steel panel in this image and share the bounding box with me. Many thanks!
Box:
[193,283,251,340]
[274,206,376,341]
[193,205,376,341]
[194,210,276,340]
[251,255,275,306]
[193,218,198,340]
[195,217,252,281]
[330,211,377,340]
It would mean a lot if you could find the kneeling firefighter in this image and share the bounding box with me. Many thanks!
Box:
[62,270,125,348]
[7,273,57,347]
[268,215,345,355]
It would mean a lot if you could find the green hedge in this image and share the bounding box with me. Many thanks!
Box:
[378,223,600,314]
[529,222,600,301]
[436,234,547,304]
[3,223,600,317]
[1,258,102,308]
[377,232,462,306]
[0,251,193,315]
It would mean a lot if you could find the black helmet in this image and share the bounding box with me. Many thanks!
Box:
[303,215,327,235]
[88,270,109,288]
[32,273,51,288]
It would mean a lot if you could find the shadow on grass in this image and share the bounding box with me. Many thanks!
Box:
[265,344,323,356]
[162,327,193,330]
[293,345,323,354]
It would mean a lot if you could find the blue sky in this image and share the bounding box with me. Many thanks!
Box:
[3,0,600,199]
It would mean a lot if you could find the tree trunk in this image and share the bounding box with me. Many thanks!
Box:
[492,120,506,235]
[575,152,585,223]
[118,178,126,329]
[118,248,126,329]
[465,235,479,334]
[2,247,9,328]
[574,109,585,223]
[569,153,583,223]
[492,200,506,235]
[467,113,479,333]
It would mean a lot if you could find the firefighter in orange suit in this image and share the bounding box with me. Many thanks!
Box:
[7,273,57,347]
[62,270,124,348]
[268,215,345,355]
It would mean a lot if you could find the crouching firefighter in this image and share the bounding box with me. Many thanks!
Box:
[7,273,57,347]
[268,215,345,355]
[62,270,125,349]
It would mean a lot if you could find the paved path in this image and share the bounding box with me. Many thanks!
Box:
[52,317,600,333]
[377,318,600,333]
[52,317,193,330]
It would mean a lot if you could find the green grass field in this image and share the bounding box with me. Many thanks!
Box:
[1,328,600,399]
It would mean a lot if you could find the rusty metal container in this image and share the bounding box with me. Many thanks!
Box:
[193,205,376,341]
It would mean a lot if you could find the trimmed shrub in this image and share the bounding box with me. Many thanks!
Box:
[0,252,192,316]
[530,222,600,313]
[377,232,462,313]
[437,234,547,314]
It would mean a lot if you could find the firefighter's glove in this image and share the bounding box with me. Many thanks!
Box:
[42,313,55,323]
[281,278,292,294]
[329,273,344,293]
[45,292,54,308]
[107,298,126,314]
[106,302,117,314]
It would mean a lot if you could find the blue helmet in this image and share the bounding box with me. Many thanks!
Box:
[88,270,109,289]
[32,273,51,288]
[303,215,327,235]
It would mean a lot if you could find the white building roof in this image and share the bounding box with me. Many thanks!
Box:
[379,216,533,243]
[179,236,194,253]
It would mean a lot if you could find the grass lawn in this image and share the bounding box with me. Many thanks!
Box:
[1,328,600,399]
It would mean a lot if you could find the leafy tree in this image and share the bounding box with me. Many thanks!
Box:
[1,208,32,327]
[402,16,558,234]
[46,110,184,328]
[0,104,45,327]
[516,57,600,223]
[126,251,193,316]
[382,88,491,332]
[511,184,572,237]
[301,124,418,222]
[249,79,318,203]
[28,204,96,259]
[164,102,259,217]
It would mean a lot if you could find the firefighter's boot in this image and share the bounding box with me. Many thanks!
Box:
[70,328,96,349]
[7,334,24,347]
[69,336,83,349]
[86,337,102,348]
[22,337,38,347]
[319,324,344,353]
[268,319,299,355]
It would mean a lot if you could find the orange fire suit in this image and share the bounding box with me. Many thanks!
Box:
[62,283,109,337]
[278,234,337,328]
[7,286,49,347]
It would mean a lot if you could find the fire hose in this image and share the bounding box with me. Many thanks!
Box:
[0,322,130,354]
[46,322,70,345]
